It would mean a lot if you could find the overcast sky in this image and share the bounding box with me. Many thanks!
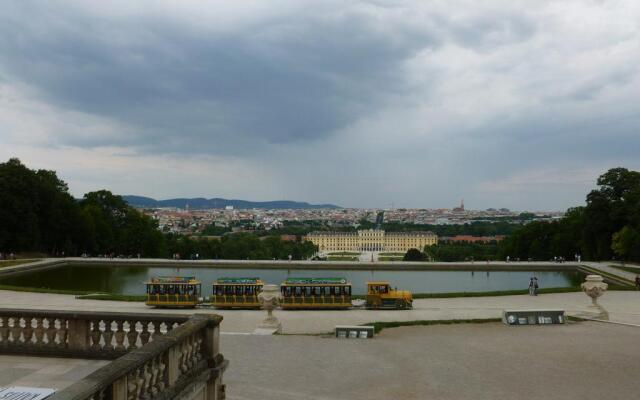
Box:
[1,0,639,210]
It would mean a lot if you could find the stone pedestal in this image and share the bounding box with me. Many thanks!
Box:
[580,275,609,320]
[256,284,283,334]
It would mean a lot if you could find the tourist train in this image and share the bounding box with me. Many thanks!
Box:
[212,277,263,309]
[145,276,202,308]
[145,276,412,310]
[280,277,352,309]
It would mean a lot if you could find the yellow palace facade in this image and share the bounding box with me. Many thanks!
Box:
[305,229,438,252]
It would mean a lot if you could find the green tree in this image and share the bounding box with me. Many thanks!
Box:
[611,226,640,261]
[403,248,425,261]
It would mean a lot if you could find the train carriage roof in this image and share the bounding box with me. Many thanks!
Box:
[146,276,200,284]
[214,277,262,285]
[284,277,349,285]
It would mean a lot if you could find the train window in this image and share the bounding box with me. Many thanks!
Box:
[295,286,301,296]
[305,287,312,296]
[345,286,351,295]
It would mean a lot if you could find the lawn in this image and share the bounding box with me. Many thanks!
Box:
[0,259,41,268]
[327,256,359,261]
[611,265,640,274]
[379,256,403,261]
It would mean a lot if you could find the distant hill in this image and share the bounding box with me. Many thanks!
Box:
[122,195,340,210]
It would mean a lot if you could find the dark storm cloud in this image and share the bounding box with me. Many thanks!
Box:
[0,2,441,153]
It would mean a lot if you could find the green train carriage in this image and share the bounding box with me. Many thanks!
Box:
[280,277,352,309]
[212,277,263,309]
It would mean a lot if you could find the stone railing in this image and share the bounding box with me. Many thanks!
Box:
[0,309,191,359]
[50,314,226,400]
[0,309,226,400]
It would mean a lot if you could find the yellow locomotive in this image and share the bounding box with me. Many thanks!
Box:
[365,281,413,310]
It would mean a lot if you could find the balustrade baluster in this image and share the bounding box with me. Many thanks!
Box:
[151,321,161,340]
[57,319,68,347]
[90,320,103,351]
[133,367,145,400]
[156,356,166,391]
[0,317,9,343]
[149,357,161,395]
[114,320,126,351]
[126,320,138,350]
[45,318,58,346]
[11,318,22,343]
[23,317,34,344]
[142,363,152,398]
[126,368,139,400]
[34,317,45,345]
[139,322,151,346]
[103,320,114,351]
[186,336,195,369]
[194,334,203,362]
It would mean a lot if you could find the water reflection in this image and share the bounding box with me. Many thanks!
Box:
[0,264,585,296]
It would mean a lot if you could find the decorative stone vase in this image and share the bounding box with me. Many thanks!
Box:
[257,284,283,333]
[581,275,608,307]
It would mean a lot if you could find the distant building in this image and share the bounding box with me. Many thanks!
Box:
[305,229,438,252]
[280,234,298,242]
[452,199,465,212]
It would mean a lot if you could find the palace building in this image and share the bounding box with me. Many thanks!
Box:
[305,229,438,252]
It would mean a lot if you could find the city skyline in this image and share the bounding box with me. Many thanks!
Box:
[1,1,639,210]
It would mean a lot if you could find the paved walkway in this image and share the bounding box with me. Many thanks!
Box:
[0,356,108,390]
[224,322,640,400]
[582,262,637,283]
[1,290,638,334]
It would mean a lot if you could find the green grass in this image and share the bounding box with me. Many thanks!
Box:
[379,252,406,256]
[0,259,42,268]
[327,252,360,256]
[351,285,632,300]
[580,265,635,286]
[363,318,502,333]
[327,256,358,261]
[611,265,640,274]
[0,284,98,296]
[76,294,147,302]
[378,256,403,261]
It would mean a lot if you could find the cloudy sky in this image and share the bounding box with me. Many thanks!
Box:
[1,0,639,210]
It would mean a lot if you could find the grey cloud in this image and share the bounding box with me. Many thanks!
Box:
[0,3,440,154]
[1,1,639,210]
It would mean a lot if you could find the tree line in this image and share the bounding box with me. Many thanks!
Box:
[0,159,316,260]
[499,167,640,262]
[4,159,637,262]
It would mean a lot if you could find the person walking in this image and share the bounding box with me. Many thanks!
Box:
[528,277,535,296]
[635,275,640,291]
[533,277,539,296]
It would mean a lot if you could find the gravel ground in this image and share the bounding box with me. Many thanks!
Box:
[222,321,640,400]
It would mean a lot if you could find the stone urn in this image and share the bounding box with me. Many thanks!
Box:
[581,275,608,307]
[580,275,609,320]
[257,284,283,333]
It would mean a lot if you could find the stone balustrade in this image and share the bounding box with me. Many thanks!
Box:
[0,309,227,400]
[0,309,191,359]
